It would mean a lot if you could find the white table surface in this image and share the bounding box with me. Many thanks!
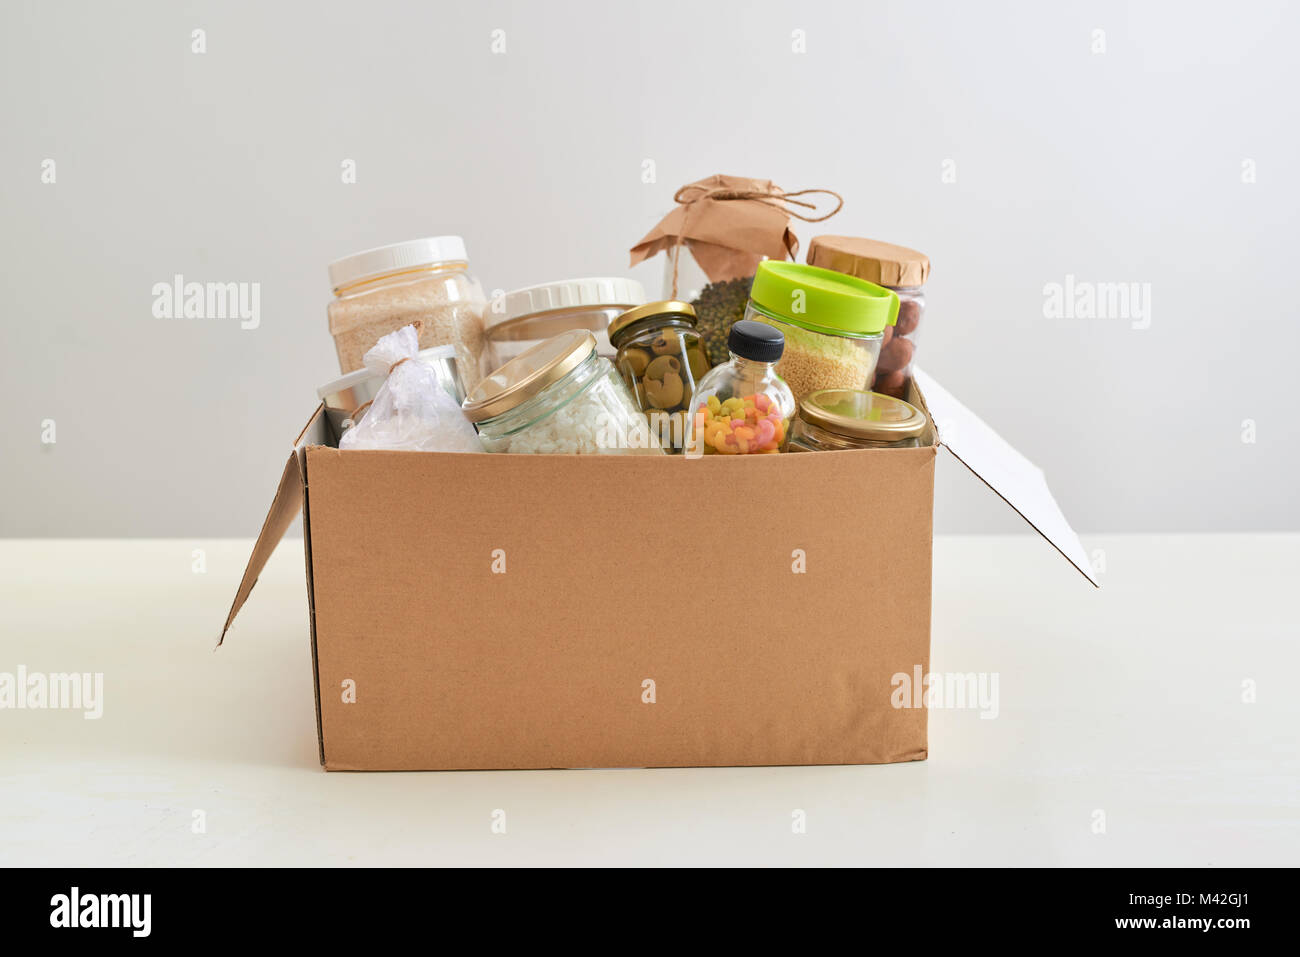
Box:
[2,535,1296,867]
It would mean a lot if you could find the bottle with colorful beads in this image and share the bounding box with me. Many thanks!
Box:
[691,320,796,455]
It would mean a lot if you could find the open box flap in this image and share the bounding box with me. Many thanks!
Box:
[217,451,305,644]
[913,368,1098,587]
[218,406,328,645]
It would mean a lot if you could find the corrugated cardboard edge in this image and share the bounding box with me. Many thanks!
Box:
[300,441,324,767]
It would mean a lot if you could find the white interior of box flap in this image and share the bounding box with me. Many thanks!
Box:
[912,368,1098,587]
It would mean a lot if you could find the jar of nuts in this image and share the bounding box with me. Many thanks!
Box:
[807,236,930,399]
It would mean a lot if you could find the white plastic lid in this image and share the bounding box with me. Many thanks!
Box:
[315,344,459,398]
[485,277,646,330]
[328,236,469,291]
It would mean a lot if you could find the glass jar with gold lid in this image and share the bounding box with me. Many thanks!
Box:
[608,300,712,454]
[463,330,662,454]
[789,388,928,451]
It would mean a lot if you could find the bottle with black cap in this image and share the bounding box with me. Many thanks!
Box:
[690,320,798,455]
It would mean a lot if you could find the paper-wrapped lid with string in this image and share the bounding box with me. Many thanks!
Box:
[629,174,843,300]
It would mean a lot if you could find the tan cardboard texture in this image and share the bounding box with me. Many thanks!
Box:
[305,446,935,770]
[219,452,303,645]
[222,375,1089,770]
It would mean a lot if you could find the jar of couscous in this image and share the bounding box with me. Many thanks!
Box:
[789,389,929,452]
[807,236,930,399]
[743,261,899,403]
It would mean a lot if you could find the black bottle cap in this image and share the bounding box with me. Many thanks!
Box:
[728,319,784,363]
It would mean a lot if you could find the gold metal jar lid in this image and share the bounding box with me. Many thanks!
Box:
[607,300,696,343]
[798,389,927,441]
[463,330,596,423]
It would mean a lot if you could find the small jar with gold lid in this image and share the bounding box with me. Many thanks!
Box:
[463,330,662,454]
[608,301,712,453]
[789,388,928,451]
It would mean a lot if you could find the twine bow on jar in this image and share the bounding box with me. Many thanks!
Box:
[667,184,844,298]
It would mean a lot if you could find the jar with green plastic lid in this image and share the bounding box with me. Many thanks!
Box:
[807,236,931,399]
[744,260,899,402]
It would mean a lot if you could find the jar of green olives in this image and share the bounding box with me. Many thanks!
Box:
[608,300,712,453]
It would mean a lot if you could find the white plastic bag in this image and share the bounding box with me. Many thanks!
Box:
[339,325,483,452]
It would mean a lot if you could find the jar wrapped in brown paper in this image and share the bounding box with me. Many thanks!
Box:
[630,174,843,365]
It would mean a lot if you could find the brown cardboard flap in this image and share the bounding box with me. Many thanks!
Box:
[912,368,1099,587]
[218,451,305,645]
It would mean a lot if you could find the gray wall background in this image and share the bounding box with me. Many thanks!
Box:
[2,0,1297,537]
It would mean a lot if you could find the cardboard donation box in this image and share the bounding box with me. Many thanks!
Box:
[221,370,1094,771]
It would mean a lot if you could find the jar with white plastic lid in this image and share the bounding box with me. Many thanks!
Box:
[462,330,662,455]
[482,277,645,379]
[327,236,487,390]
[807,236,930,400]
[789,389,928,451]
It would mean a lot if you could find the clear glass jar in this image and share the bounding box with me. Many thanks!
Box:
[690,273,755,367]
[875,286,924,398]
[462,330,662,455]
[788,389,927,452]
[807,237,929,400]
[691,320,796,455]
[662,244,714,304]
[744,261,898,403]
[327,236,486,390]
[608,301,712,454]
[481,277,645,379]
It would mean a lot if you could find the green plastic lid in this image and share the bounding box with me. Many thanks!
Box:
[749,261,899,337]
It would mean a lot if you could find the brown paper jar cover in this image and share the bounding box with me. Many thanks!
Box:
[629,174,798,284]
[808,236,931,289]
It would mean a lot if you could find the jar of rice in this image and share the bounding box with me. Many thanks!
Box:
[462,330,662,455]
[743,261,899,403]
[327,236,487,390]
